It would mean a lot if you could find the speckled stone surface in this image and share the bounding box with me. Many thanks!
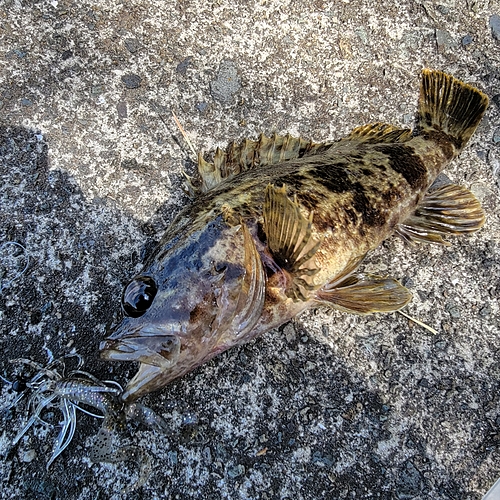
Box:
[0,1,499,499]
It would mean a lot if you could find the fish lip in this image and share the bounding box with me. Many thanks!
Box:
[99,339,133,360]
[100,323,170,360]
[105,321,166,341]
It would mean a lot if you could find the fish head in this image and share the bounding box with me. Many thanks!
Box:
[100,215,265,402]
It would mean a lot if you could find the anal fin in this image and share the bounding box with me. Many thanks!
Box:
[316,274,412,315]
[396,184,485,245]
[263,184,322,301]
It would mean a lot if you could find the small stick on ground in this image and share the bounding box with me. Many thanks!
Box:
[172,111,197,158]
[398,310,438,335]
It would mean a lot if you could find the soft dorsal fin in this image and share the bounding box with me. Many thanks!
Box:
[340,122,413,144]
[396,183,485,245]
[316,273,412,315]
[263,184,322,300]
[191,133,333,195]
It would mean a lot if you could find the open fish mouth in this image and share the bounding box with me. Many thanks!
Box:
[100,331,181,369]
[100,334,181,402]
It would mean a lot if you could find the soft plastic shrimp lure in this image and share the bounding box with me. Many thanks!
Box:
[2,355,168,491]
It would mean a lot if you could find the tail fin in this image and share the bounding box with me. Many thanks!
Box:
[417,69,489,154]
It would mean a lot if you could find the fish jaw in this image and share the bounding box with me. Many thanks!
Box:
[121,363,166,402]
[99,332,180,369]
[100,322,187,402]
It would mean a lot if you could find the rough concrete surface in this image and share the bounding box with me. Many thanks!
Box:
[0,0,499,499]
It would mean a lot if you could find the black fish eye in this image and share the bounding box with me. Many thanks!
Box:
[122,276,157,318]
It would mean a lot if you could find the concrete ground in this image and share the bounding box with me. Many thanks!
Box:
[0,1,499,499]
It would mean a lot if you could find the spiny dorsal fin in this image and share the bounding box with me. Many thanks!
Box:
[263,184,322,301]
[396,183,485,245]
[340,122,413,144]
[193,133,333,194]
[316,273,412,315]
[198,151,222,192]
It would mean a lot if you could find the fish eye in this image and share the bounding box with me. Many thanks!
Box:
[122,276,158,318]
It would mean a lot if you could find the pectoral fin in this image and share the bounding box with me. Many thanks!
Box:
[263,184,322,300]
[396,184,485,245]
[316,273,412,315]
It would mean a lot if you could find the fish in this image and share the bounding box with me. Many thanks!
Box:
[100,70,489,403]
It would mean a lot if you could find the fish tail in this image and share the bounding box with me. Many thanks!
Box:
[417,69,489,154]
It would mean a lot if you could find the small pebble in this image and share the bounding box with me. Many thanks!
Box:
[435,29,456,51]
[121,74,142,89]
[21,449,37,463]
[21,98,33,107]
[283,323,296,342]
[461,35,473,46]
[167,451,177,466]
[202,447,212,464]
[403,113,413,124]
[490,14,500,40]
[492,94,500,110]
[227,464,245,478]
[418,378,430,388]
[479,304,491,317]
[493,129,500,144]
[124,38,141,53]
[402,276,414,288]
[176,56,192,75]
[445,301,461,319]
[117,101,128,119]
[196,101,208,113]
[435,340,447,350]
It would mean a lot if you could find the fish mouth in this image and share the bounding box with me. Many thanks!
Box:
[100,325,181,369]
[100,324,182,402]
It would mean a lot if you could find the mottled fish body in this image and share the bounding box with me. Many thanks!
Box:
[101,70,488,402]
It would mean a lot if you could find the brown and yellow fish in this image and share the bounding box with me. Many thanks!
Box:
[101,70,489,402]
